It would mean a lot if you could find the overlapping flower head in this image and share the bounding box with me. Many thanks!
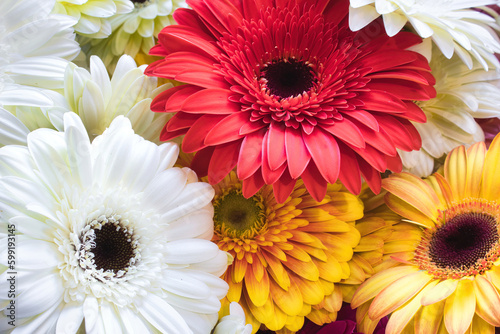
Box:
[210,172,362,333]
[349,0,500,69]
[399,45,500,177]
[81,0,188,73]
[146,0,437,203]
[352,133,500,333]
[0,112,230,333]
[52,0,133,38]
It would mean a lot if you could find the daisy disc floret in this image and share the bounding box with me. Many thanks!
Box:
[211,172,362,333]
[0,113,229,333]
[349,0,500,69]
[351,135,500,334]
[146,0,436,203]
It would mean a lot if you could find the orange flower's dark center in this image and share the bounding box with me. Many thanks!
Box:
[91,223,135,272]
[261,59,316,99]
[414,200,500,279]
[429,212,498,270]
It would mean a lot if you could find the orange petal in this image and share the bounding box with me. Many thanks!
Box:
[382,173,440,220]
[351,265,420,308]
[444,279,475,334]
[232,259,247,283]
[368,270,433,320]
[470,314,495,334]
[421,279,458,306]
[262,250,290,291]
[245,267,270,307]
[465,142,486,198]
[473,275,500,326]
[245,288,274,324]
[444,145,467,202]
[385,280,438,334]
[425,173,452,210]
[384,193,436,229]
[481,133,500,201]
[282,256,319,281]
[291,274,325,305]
[270,278,303,317]
[414,300,446,334]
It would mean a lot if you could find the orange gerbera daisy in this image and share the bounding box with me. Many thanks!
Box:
[212,172,363,333]
[351,134,500,334]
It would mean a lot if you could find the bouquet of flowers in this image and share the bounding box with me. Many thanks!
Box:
[2,0,500,333]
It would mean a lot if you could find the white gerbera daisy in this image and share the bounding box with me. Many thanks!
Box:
[213,302,252,334]
[0,0,80,107]
[349,0,500,69]
[53,0,134,38]
[81,0,187,73]
[399,46,500,177]
[63,54,171,143]
[0,112,230,333]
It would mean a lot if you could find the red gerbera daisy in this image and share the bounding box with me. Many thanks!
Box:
[146,0,436,202]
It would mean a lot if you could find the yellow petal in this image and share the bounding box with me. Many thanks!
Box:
[315,257,343,282]
[414,300,446,334]
[245,288,274,324]
[351,265,420,308]
[232,259,248,283]
[444,279,475,334]
[265,300,288,331]
[425,173,452,210]
[321,191,364,221]
[262,251,291,291]
[487,266,500,291]
[354,235,385,252]
[421,279,459,306]
[355,217,387,236]
[384,193,436,229]
[291,274,325,305]
[368,270,433,320]
[342,258,367,285]
[382,173,440,220]
[270,278,303,316]
[470,314,495,334]
[386,281,438,334]
[245,268,270,307]
[481,133,500,201]
[282,256,319,281]
[473,275,500,326]
[444,145,467,202]
[465,141,486,198]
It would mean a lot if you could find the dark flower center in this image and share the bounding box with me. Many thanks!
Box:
[213,189,266,238]
[429,212,498,270]
[131,0,148,3]
[261,59,316,99]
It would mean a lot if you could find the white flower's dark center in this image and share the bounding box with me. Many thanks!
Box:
[79,216,139,278]
[91,223,135,272]
[429,212,498,270]
[213,189,266,238]
[261,59,316,99]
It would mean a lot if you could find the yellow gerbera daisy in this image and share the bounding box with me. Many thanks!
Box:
[352,134,500,334]
[212,172,363,333]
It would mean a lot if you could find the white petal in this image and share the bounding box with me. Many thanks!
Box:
[100,302,125,333]
[138,293,192,334]
[143,168,188,212]
[160,182,215,222]
[382,12,407,37]
[162,270,213,300]
[0,107,30,146]
[16,272,63,318]
[165,207,214,241]
[119,307,151,333]
[349,5,380,31]
[64,112,93,188]
[56,302,84,334]
[15,239,61,269]
[163,239,222,265]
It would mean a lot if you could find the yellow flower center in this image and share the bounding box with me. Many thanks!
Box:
[213,188,267,239]
[414,199,500,279]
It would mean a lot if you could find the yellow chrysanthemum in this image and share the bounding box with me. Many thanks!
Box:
[309,185,422,329]
[212,172,363,333]
[352,133,500,334]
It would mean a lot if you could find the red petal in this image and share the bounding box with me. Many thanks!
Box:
[166,112,200,132]
[239,120,267,135]
[386,154,402,173]
[367,81,434,100]
[338,143,362,195]
[148,45,168,57]
[165,85,204,112]
[303,128,341,184]
[349,143,387,172]
[358,158,382,194]
[190,147,215,177]
[367,69,430,85]
[175,69,230,90]
[398,102,426,123]
[356,50,417,73]
[356,91,407,112]
[182,114,226,152]
[150,85,190,112]
[208,141,242,184]
[187,0,228,36]
[301,161,327,202]
[375,114,420,151]
[344,110,379,131]
[158,25,220,58]
[242,170,265,198]
[205,112,250,145]
[160,127,186,141]
[320,118,365,149]
[267,123,287,171]
[182,89,241,114]
[173,8,213,37]
[204,0,244,34]
[349,118,397,156]
[285,127,311,179]
[262,131,287,184]
[272,169,296,204]
[237,129,266,180]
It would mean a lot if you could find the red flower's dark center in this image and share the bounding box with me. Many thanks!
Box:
[429,212,498,270]
[261,59,316,99]
[90,222,135,272]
